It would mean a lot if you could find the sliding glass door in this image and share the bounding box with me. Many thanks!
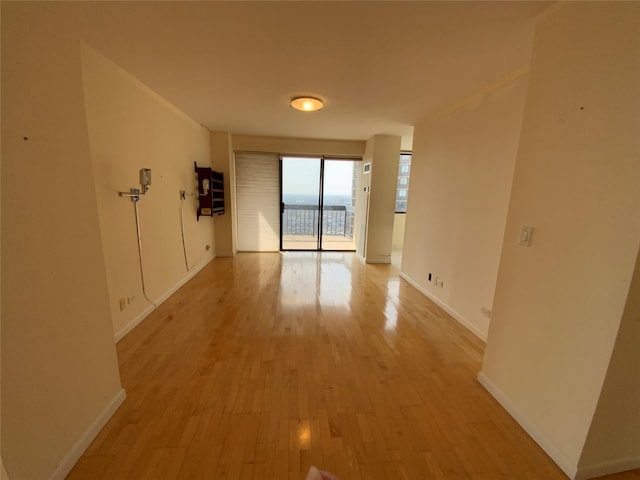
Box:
[280,156,357,251]
[281,157,322,250]
[321,160,356,251]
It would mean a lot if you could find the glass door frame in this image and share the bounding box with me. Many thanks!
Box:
[279,155,359,252]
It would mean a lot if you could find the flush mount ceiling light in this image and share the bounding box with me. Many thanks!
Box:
[290,96,324,112]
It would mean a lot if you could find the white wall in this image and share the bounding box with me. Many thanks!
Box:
[392,214,406,250]
[355,142,373,258]
[2,4,123,479]
[81,45,215,339]
[480,3,640,477]
[210,131,236,257]
[401,73,529,340]
[579,247,640,476]
[232,134,365,158]
[364,135,401,264]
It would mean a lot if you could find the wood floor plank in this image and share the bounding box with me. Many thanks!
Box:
[65,455,114,480]
[66,252,639,480]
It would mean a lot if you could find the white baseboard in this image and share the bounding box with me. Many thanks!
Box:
[153,252,215,306]
[114,252,215,342]
[50,388,126,480]
[366,255,391,264]
[399,272,487,342]
[477,372,577,479]
[575,455,640,480]
[115,303,155,343]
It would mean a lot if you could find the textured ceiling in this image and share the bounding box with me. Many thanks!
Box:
[74,1,551,150]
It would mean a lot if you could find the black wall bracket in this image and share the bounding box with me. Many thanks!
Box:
[194,162,224,220]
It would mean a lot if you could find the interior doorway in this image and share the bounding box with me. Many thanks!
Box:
[280,156,357,251]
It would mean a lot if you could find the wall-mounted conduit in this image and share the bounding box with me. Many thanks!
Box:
[119,169,155,307]
[179,190,191,272]
[133,201,155,306]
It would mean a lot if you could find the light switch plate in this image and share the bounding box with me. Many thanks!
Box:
[519,226,533,246]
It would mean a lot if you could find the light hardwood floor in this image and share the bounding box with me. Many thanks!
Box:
[282,235,355,251]
[68,252,640,480]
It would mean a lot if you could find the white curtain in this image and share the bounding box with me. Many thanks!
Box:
[235,153,280,251]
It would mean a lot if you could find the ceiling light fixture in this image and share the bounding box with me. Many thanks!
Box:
[290,96,324,112]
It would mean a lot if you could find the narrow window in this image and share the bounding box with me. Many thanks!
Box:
[395,153,412,213]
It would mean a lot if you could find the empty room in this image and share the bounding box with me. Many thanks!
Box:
[2,2,639,480]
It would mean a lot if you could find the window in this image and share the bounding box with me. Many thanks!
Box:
[395,153,412,213]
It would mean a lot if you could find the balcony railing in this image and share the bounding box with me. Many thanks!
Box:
[282,204,354,237]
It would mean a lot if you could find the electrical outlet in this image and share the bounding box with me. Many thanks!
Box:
[119,298,127,311]
[205,244,211,251]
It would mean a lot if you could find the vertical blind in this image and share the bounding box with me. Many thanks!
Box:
[235,153,280,251]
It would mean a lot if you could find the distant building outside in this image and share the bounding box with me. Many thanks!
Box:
[395,153,412,213]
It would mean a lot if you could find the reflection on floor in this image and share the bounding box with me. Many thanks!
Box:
[282,235,355,251]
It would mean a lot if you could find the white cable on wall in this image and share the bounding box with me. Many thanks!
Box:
[133,201,155,306]
[179,192,190,272]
